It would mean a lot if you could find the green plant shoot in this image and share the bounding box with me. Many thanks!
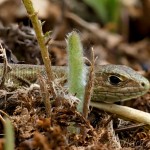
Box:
[67,31,86,113]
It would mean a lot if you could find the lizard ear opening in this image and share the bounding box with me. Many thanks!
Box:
[108,75,122,85]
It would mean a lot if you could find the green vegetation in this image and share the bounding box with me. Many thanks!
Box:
[84,0,120,29]
[67,31,86,113]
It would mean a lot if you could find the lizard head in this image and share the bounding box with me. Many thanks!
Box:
[93,65,150,103]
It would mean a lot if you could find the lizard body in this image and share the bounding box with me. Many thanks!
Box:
[0,63,149,103]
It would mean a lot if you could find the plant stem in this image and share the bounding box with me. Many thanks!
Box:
[22,0,54,83]
[67,31,86,113]
[4,118,15,150]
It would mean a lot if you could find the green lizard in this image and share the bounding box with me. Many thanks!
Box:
[0,63,149,103]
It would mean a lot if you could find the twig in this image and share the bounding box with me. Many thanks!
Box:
[0,44,11,87]
[90,102,150,125]
[81,48,96,137]
[0,115,5,125]
[66,12,123,49]
[83,48,95,119]
[115,123,147,133]
[38,74,51,118]
[0,110,11,119]
[22,0,55,96]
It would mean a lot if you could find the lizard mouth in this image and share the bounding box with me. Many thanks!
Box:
[92,85,150,103]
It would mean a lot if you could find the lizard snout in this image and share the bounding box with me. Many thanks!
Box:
[140,78,150,92]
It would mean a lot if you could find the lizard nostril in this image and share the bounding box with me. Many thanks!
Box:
[141,82,145,87]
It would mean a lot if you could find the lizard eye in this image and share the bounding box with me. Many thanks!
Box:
[108,75,122,85]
